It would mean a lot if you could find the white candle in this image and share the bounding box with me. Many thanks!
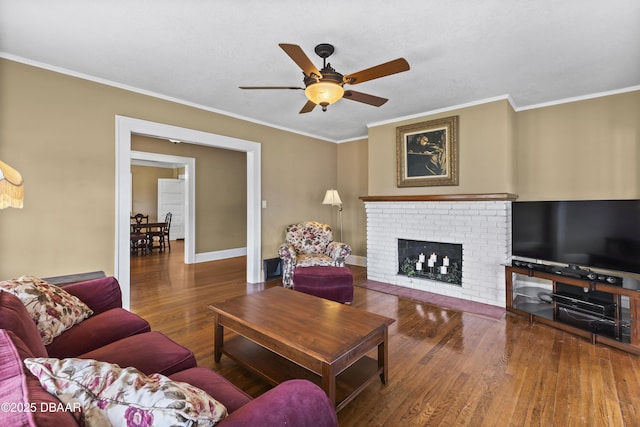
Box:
[418,253,426,263]
[440,266,448,274]
[416,262,423,271]
[443,256,450,267]
[427,259,434,268]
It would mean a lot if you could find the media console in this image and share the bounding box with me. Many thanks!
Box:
[505,263,640,355]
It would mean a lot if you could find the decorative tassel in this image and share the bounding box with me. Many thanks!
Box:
[0,160,24,209]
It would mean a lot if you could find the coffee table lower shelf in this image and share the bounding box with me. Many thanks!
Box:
[222,335,382,411]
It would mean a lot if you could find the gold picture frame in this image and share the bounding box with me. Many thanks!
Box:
[396,115,459,187]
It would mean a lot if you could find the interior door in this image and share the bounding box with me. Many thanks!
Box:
[158,178,185,240]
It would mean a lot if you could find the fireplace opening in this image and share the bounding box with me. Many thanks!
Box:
[398,239,463,286]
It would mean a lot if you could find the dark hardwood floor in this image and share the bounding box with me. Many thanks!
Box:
[130,241,640,426]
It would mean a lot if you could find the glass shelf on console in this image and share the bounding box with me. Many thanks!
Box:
[511,273,554,320]
[554,295,631,344]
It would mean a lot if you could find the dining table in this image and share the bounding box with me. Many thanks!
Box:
[130,221,167,254]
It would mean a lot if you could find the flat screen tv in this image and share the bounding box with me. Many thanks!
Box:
[512,200,640,274]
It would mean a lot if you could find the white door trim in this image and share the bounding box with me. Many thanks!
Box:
[131,151,195,264]
[116,116,262,309]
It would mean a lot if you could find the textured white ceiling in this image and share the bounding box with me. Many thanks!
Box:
[1,0,639,142]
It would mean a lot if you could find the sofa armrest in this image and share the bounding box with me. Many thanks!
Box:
[326,241,351,265]
[62,276,122,314]
[220,379,338,427]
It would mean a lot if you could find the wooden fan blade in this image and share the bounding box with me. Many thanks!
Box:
[299,100,316,114]
[239,86,304,90]
[343,58,410,85]
[343,90,388,107]
[279,43,322,78]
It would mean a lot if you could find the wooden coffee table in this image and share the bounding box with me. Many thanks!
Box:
[209,286,395,411]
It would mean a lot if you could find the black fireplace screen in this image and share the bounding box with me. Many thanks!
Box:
[397,239,462,285]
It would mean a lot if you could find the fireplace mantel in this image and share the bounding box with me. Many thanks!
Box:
[360,193,518,202]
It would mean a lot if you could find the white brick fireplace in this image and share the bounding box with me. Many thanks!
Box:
[363,194,515,307]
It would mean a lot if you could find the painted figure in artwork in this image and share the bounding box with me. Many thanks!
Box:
[406,130,447,177]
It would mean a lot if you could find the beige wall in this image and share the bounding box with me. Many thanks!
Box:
[0,59,338,278]
[515,91,640,200]
[337,138,367,256]
[1,56,637,279]
[131,165,178,221]
[131,135,247,252]
[368,99,516,195]
[367,92,640,200]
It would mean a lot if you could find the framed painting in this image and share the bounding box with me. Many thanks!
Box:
[396,115,459,187]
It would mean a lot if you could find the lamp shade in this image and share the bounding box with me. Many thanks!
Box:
[304,82,344,108]
[322,189,342,206]
[0,160,24,209]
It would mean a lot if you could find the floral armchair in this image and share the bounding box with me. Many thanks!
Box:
[277,221,351,288]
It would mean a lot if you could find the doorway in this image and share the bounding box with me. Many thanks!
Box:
[130,150,194,264]
[116,116,262,309]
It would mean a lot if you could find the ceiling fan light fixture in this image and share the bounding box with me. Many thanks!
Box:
[304,81,344,111]
[241,43,409,114]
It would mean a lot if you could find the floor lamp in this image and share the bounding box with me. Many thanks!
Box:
[322,189,343,241]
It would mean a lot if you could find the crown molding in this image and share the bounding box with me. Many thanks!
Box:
[0,52,337,143]
[515,85,640,111]
[3,53,638,144]
[366,95,517,129]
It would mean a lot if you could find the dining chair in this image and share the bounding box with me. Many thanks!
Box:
[130,213,149,255]
[148,212,172,252]
[162,212,172,251]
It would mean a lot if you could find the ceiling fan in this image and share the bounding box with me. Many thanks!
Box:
[240,43,410,113]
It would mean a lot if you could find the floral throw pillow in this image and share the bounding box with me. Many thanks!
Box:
[24,357,228,427]
[0,275,93,345]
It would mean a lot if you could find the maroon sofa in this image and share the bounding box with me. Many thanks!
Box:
[0,276,338,427]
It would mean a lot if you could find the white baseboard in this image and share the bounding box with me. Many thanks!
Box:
[194,247,247,263]
[346,255,366,267]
